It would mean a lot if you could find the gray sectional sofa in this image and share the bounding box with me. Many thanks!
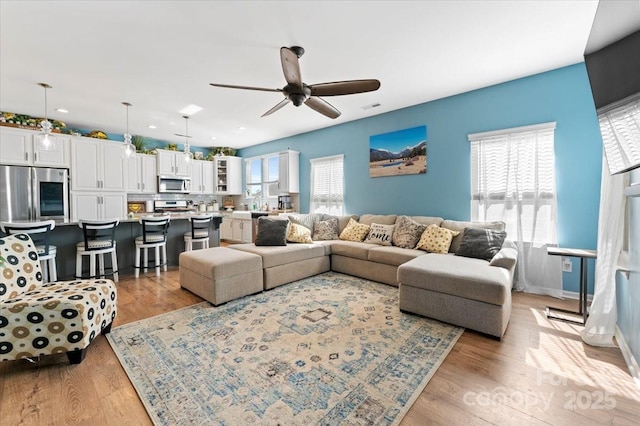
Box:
[180,213,517,339]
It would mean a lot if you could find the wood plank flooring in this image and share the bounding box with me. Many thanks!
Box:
[1,269,638,425]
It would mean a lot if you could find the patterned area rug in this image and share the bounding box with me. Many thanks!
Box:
[107,272,463,425]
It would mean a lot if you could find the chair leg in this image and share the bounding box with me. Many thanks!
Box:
[40,260,49,283]
[143,248,148,273]
[155,246,161,275]
[185,238,191,252]
[76,251,83,279]
[134,246,141,278]
[162,244,167,272]
[102,321,113,335]
[66,348,87,365]
[89,254,96,279]
[111,249,119,283]
[98,253,105,278]
[50,257,57,282]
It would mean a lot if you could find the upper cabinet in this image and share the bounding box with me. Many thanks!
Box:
[214,156,242,195]
[71,137,126,191]
[0,127,70,168]
[157,149,190,177]
[277,150,299,193]
[126,153,157,194]
[191,159,214,194]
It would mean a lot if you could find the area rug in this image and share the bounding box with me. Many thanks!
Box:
[106,272,463,425]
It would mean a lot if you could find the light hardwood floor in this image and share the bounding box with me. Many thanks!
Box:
[1,269,638,425]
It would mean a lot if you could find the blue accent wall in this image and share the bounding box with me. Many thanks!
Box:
[239,63,603,293]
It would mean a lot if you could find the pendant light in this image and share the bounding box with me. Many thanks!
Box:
[37,83,53,150]
[182,115,194,162]
[122,102,135,158]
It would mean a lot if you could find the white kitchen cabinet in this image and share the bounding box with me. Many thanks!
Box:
[277,150,299,193]
[231,218,252,243]
[126,153,157,193]
[157,149,190,177]
[214,156,242,195]
[71,191,127,221]
[71,137,125,191]
[220,217,233,240]
[0,127,70,168]
[190,160,214,194]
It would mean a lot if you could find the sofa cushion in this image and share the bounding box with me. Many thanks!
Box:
[180,247,263,279]
[415,224,460,254]
[329,240,372,260]
[489,246,518,270]
[392,216,426,249]
[358,214,397,226]
[229,243,325,268]
[255,217,289,246]
[339,218,370,242]
[398,254,511,305]
[368,245,427,266]
[408,216,444,227]
[313,217,339,241]
[1,233,43,301]
[441,220,506,253]
[456,227,507,261]
[287,223,313,243]
[363,223,395,246]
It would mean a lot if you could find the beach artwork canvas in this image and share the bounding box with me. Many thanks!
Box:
[370,125,427,177]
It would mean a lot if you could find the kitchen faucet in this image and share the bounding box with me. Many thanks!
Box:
[253,196,262,211]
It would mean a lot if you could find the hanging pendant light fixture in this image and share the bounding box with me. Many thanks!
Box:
[37,83,53,150]
[122,102,135,158]
[182,115,194,162]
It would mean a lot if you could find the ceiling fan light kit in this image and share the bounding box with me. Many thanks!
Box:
[209,46,381,119]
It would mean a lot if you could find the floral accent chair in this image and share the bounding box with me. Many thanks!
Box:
[0,233,117,364]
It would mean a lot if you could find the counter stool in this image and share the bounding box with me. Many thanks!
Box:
[184,214,214,251]
[76,219,120,282]
[134,216,171,277]
[1,220,58,282]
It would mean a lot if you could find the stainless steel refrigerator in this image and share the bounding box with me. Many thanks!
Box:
[0,165,69,222]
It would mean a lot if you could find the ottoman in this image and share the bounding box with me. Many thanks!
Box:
[179,247,263,305]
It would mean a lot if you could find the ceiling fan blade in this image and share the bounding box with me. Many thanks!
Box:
[305,96,341,119]
[261,98,291,117]
[280,47,302,86]
[209,83,282,93]
[309,79,381,97]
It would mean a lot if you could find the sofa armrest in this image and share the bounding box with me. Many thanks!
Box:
[489,246,518,270]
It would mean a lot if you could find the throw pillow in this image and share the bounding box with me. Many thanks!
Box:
[363,223,395,246]
[313,217,339,240]
[288,214,319,233]
[455,227,507,261]
[415,224,460,254]
[392,215,426,249]
[339,218,371,242]
[287,223,313,243]
[255,217,289,246]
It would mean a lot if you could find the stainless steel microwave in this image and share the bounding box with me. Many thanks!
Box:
[158,176,191,193]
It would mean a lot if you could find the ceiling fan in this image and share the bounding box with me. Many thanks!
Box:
[209,46,381,119]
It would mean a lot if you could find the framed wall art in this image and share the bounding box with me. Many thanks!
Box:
[369,125,427,178]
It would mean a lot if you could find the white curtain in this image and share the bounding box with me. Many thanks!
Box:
[310,154,344,215]
[469,122,562,297]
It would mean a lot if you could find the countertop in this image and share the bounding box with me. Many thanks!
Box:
[6,212,226,227]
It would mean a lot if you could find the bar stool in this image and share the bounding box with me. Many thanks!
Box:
[134,215,171,277]
[1,220,58,282]
[184,214,214,251]
[76,219,120,282]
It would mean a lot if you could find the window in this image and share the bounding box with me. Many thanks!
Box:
[598,95,640,175]
[469,122,557,245]
[310,154,344,215]
[469,122,561,295]
[245,154,280,207]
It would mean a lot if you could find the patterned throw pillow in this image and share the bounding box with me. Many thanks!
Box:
[392,216,426,249]
[415,224,460,253]
[288,213,322,233]
[364,223,395,246]
[455,227,507,261]
[339,218,371,242]
[313,217,339,240]
[287,223,313,243]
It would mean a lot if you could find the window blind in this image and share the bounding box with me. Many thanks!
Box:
[310,154,344,215]
[598,95,640,175]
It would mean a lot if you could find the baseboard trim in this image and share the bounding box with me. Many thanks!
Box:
[562,289,593,302]
[615,325,640,391]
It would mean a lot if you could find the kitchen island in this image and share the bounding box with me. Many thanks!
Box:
[0,214,223,280]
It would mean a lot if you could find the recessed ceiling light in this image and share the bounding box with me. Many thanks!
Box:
[55,108,68,113]
[210,136,217,140]
[147,125,157,129]
[179,104,203,115]
[238,126,246,131]
[169,122,175,126]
